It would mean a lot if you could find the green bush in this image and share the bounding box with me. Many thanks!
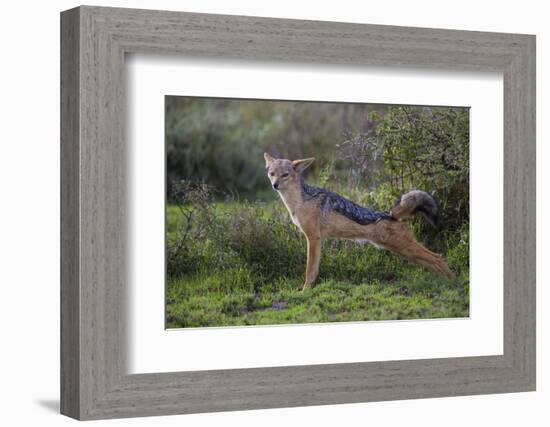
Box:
[445,223,470,277]
[166,181,219,278]
[338,106,469,235]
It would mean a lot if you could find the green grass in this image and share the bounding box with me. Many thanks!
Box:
[166,273,469,328]
[166,201,469,328]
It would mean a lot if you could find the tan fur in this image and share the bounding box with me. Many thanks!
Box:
[264,153,454,291]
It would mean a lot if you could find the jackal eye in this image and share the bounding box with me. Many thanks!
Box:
[281,173,289,178]
[269,172,275,177]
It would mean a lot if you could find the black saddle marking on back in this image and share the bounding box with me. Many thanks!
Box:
[301,180,393,226]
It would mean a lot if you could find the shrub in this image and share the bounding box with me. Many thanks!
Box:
[338,106,469,236]
[166,180,218,278]
[445,223,470,277]
[211,202,305,285]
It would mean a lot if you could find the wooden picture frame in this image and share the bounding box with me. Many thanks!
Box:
[60,5,536,420]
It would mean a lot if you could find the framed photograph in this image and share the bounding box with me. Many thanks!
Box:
[61,5,536,420]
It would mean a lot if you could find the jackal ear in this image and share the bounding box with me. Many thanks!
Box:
[292,157,315,173]
[264,152,275,166]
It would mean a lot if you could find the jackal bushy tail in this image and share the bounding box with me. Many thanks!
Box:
[391,190,439,227]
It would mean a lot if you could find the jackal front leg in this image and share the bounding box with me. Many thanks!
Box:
[302,236,321,291]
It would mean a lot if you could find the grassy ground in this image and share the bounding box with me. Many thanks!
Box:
[166,202,469,329]
[167,274,468,328]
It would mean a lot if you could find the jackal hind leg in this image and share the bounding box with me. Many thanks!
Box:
[379,223,454,278]
[400,242,454,278]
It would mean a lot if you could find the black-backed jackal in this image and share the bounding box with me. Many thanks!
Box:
[264,153,454,291]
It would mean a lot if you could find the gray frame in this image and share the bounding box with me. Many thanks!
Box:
[61,5,536,421]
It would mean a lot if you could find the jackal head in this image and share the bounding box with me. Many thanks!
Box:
[264,153,315,192]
